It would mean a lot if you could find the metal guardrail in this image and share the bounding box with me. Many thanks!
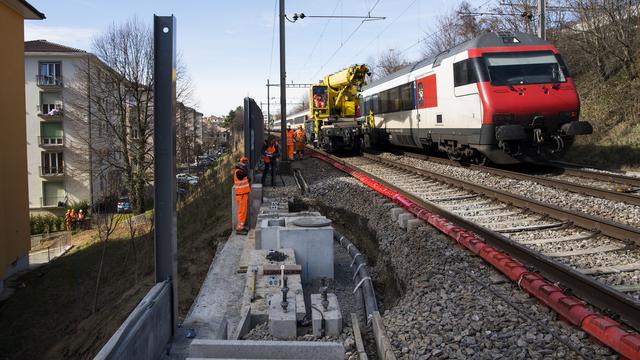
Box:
[36,74,63,87]
[38,136,64,147]
[39,165,64,177]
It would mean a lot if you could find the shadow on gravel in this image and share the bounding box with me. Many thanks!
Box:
[309,202,403,312]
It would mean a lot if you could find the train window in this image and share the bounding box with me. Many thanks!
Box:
[389,86,401,113]
[453,59,478,87]
[372,94,380,114]
[379,90,390,114]
[484,51,566,85]
[400,83,414,111]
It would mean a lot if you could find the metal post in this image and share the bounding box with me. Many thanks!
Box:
[267,79,270,132]
[279,0,287,160]
[153,15,178,335]
[537,0,546,39]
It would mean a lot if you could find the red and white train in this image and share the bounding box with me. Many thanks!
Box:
[360,31,592,164]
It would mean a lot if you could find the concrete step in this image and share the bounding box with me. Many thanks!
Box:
[189,339,344,359]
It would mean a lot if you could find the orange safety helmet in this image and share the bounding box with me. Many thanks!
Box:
[240,156,249,164]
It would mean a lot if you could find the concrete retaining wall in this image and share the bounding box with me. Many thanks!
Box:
[189,339,344,359]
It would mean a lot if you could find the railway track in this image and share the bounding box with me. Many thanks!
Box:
[394,151,640,206]
[312,150,640,331]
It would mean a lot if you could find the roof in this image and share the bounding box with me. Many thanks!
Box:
[364,31,550,90]
[1,0,45,19]
[24,40,86,53]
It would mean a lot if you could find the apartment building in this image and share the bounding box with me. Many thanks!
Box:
[1,0,44,293]
[24,40,95,214]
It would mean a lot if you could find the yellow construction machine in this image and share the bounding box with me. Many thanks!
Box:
[309,64,370,153]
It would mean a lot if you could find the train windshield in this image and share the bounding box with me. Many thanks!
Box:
[484,51,566,86]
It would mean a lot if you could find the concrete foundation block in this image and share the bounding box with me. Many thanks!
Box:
[278,219,334,282]
[397,213,414,229]
[269,292,297,339]
[406,218,424,232]
[311,293,342,337]
[189,339,345,359]
[250,184,263,229]
[390,207,404,221]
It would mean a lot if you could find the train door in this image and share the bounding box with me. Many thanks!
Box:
[414,73,438,147]
[452,53,482,129]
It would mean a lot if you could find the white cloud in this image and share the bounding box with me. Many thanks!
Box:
[24,24,98,50]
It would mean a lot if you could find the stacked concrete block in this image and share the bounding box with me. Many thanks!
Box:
[310,293,342,337]
[255,215,334,283]
[269,291,297,339]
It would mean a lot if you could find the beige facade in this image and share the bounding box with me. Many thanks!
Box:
[0,0,44,292]
[24,47,92,213]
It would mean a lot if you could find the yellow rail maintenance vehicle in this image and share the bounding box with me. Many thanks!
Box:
[309,64,370,153]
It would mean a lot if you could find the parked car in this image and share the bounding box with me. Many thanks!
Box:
[116,196,131,213]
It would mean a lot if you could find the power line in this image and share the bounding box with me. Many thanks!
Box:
[300,0,342,73]
[309,0,383,82]
[352,0,419,60]
[268,0,278,79]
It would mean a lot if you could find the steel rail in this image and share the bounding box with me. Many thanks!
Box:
[316,150,640,331]
[364,153,640,244]
[398,152,640,206]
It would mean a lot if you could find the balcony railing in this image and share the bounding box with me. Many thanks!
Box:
[36,74,63,87]
[37,104,63,119]
[39,165,64,177]
[38,136,64,147]
[40,196,66,207]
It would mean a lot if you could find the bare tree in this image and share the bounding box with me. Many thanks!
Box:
[567,0,639,80]
[421,1,485,58]
[71,17,195,214]
[375,49,409,79]
[91,175,122,313]
[288,93,309,115]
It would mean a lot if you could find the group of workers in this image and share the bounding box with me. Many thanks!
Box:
[64,208,85,230]
[233,124,308,234]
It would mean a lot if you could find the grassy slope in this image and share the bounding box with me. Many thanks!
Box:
[564,74,640,170]
[0,153,235,360]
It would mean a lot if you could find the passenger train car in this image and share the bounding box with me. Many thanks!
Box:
[360,32,592,164]
[268,110,314,140]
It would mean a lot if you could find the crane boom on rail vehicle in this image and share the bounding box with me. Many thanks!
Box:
[309,64,370,153]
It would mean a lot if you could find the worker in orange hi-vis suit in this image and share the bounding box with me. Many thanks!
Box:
[233,156,251,235]
[294,125,306,160]
[286,125,295,160]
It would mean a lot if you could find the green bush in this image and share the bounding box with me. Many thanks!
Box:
[30,215,65,235]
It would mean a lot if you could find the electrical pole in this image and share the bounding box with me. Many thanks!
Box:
[279,0,287,160]
[537,0,546,39]
[266,79,270,131]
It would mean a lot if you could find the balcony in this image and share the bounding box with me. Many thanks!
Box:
[37,104,63,120]
[39,165,64,177]
[36,74,63,88]
[40,196,66,207]
[38,136,64,147]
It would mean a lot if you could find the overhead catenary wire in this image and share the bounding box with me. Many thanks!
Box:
[299,0,342,78]
[352,0,419,60]
[267,0,278,79]
[309,0,383,82]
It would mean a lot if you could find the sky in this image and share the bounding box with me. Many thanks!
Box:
[25,0,488,117]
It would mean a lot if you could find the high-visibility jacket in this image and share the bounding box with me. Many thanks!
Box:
[263,144,276,164]
[295,129,305,143]
[233,169,251,195]
[286,130,294,146]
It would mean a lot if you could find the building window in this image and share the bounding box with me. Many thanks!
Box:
[41,152,64,175]
[131,128,139,140]
[42,182,65,207]
[40,122,64,145]
[38,62,62,86]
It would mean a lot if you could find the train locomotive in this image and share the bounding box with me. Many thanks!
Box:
[360,31,593,164]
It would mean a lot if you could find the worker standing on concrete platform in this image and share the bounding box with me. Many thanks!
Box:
[234,156,251,235]
[261,137,279,187]
[294,125,306,160]
[286,125,294,161]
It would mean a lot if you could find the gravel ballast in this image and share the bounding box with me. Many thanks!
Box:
[284,156,619,359]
